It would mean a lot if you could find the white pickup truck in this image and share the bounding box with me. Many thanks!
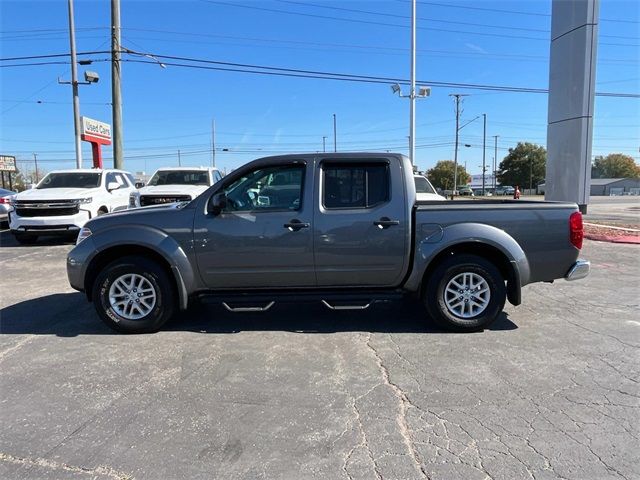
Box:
[10,169,135,244]
[128,167,222,208]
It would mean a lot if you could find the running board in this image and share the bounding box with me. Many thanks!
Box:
[321,300,371,311]
[221,301,275,313]
[197,289,405,312]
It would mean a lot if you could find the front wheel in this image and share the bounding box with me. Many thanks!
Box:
[92,256,175,333]
[424,254,506,332]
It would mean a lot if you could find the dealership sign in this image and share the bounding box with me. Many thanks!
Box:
[0,155,17,172]
[81,116,112,144]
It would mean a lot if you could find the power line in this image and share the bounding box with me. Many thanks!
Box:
[276,0,638,41]
[2,51,638,98]
[406,0,640,24]
[122,53,640,98]
[199,0,638,47]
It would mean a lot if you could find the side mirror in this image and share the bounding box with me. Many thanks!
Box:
[208,193,227,216]
[135,181,145,189]
[107,182,121,192]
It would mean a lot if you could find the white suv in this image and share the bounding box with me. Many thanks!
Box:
[10,169,135,244]
[129,166,222,208]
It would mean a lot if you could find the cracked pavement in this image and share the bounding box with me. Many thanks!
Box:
[0,232,638,480]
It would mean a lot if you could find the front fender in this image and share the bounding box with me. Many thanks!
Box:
[86,225,195,309]
[404,222,531,293]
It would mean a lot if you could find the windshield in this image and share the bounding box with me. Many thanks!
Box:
[148,170,209,186]
[414,176,436,194]
[37,172,101,189]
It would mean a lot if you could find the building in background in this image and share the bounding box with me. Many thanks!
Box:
[589,178,640,196]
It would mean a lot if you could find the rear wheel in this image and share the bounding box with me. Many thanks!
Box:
[424,254,506,332]
[92,256,175,333]
[13,233,38,245]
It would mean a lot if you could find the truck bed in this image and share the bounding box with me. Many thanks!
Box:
[413,199,580,284]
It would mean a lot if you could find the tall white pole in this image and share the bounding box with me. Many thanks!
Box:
[67,0,82,169]
[409,0,416,166]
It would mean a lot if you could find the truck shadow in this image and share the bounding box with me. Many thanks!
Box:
[0,293,518,336]
[0,230,75,247]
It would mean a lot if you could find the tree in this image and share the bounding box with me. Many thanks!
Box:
[10,167,44,192]
[591,153,640,179]
[426,160,471,191]
[497,142,546,189]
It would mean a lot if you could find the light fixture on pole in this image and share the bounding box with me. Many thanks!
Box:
[391,83,431,165]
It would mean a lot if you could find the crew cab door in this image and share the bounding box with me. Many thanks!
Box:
[313,158,409,287]
[194,160,315,288]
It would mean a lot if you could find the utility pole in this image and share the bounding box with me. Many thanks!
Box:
[529,157,533,193]
[322,136,327,153]
[482,113,486,196]
[333,114,337,152]
[178,149,181,167]
[409,0,416,166]
[66,0,82,169]
[449,94,466,200]
[33,153,39,183]
[211,119,216,167]
[493,135,499,189]
[111,0,124,169]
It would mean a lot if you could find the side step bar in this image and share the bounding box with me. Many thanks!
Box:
[198,289,405,312]
[222,301,275,313]
[321,300,371,311]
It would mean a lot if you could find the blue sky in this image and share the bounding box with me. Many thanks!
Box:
[1,0,638,177]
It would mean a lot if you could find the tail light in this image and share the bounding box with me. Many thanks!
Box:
[569,211,583,250]
[0,196,10,204]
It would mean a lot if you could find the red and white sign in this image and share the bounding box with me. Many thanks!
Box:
[81,116,111,145]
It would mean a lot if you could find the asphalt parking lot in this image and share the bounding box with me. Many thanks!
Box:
[0,231,638,480]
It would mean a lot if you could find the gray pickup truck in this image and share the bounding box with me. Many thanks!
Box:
[67,153,589,333]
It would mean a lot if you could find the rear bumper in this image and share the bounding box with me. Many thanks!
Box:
[565,260,590,281]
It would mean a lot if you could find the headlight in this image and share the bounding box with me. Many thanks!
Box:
[129,192,140,208]
[76,227,92,245]
[75,197,92,205]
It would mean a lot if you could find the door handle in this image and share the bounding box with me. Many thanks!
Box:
[284,219,310,231]
[374,217,400,229]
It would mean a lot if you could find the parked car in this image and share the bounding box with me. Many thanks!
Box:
[129,167,222,208]
[9,169,135,244]
[414,175,446,201]
[67,153,589,334]
[0,187,16,224]
[495,186,515,196]
[458,186,474,196]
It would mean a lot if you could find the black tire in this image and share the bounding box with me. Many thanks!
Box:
[92,255,175,333]
[424,254,506,332]
[13,233,38,245]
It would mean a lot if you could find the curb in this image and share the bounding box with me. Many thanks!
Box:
[584,233,640,245]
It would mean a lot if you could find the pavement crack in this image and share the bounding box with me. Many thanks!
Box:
[0,452,133,479]
[342,396,383,480]
[365,333,430,479]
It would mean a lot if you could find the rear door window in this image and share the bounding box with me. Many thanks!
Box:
[322,163,390,209]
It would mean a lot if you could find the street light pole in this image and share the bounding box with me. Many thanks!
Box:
[450,94,465,200]
[493,135,499,189]
[67,0,82,169]
[409,0,416,166]
[333,114,337,152]
[482,113,486,196]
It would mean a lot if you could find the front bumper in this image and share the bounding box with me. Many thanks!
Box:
[9,210,91,235]
[67,236,97,292]
[565,260,590,281]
